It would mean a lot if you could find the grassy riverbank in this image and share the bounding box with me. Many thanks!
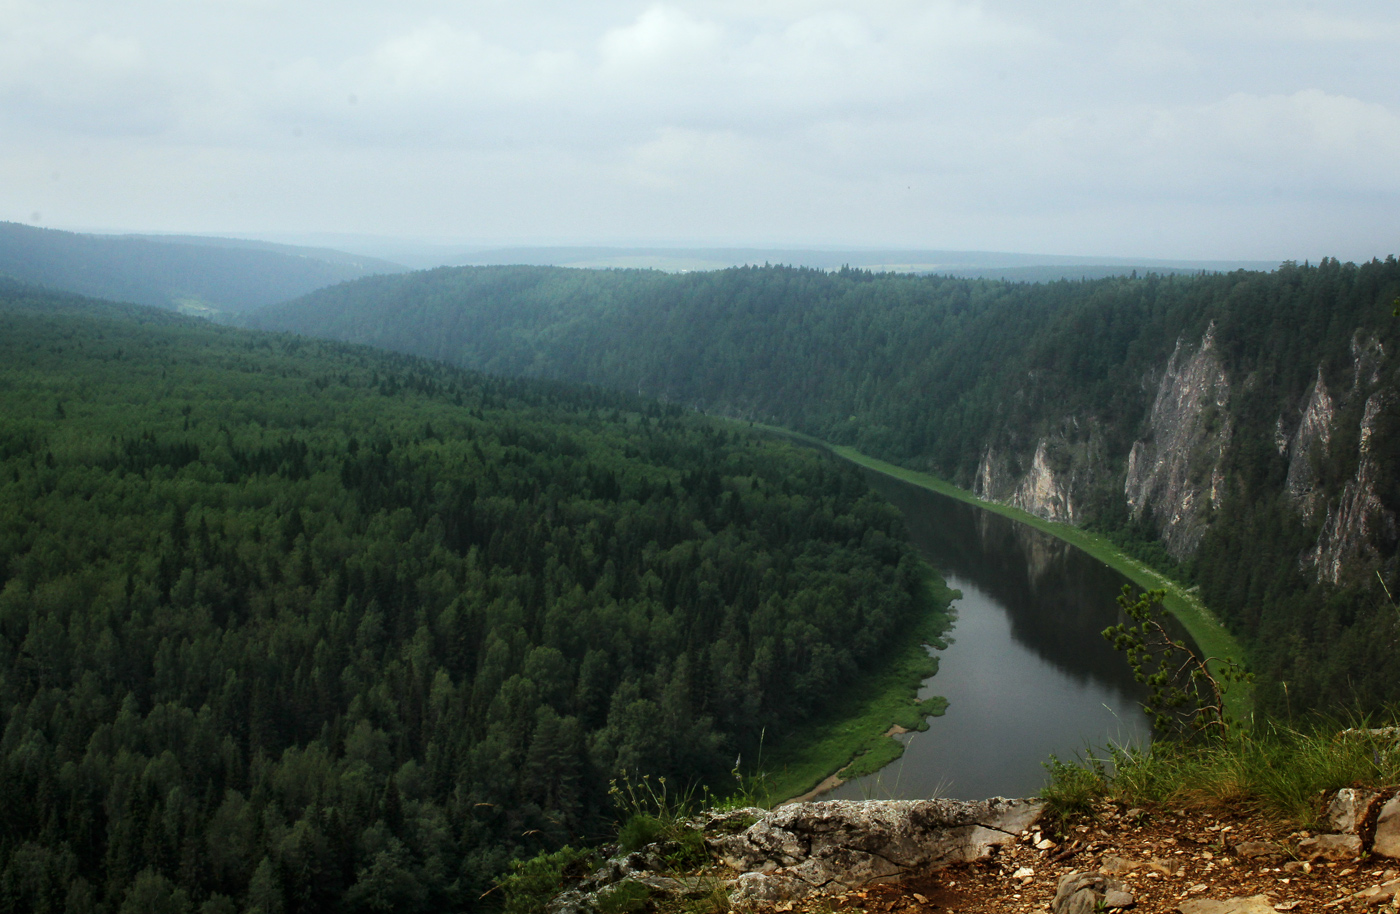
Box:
[818,444,1252,722]
[756,571,957,804]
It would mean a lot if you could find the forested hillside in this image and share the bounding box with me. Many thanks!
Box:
[0,222,405,316]
[251,259,1400,713]
[0,284,926,912]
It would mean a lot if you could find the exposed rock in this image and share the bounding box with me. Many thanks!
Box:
[1012,439,1076,523]
[1374,795,1400,860]
[1052,871,1132,914]
[1310,391,1398,584]
[1297,832,1362,861]
[1147,857,1184,876]
[973,417,1108,527]
[715,797,1043,905]
[974,445,1009,503]
[1352,329,1386,389]
[1324,787,1382,835]
[1099,855,1141,875]
[1124,324,1232,559]
[1177,895,1276,914]
[1353,878,1400,907]
[1285,367,1334,523]
[1231,840,1285,860]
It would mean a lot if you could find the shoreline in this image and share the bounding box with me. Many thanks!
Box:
[737,420,1249,722]
[755,571,956,806]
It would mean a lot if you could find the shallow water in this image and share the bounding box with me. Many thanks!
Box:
[825,471,1153,801]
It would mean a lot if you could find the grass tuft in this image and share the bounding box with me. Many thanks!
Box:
[1042,710,1400,827]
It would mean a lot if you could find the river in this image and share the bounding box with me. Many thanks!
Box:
[824,469,1154,801]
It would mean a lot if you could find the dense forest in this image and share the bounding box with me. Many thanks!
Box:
[251,259,1400,713]
[0,222,405,316]
[0,284,928,913]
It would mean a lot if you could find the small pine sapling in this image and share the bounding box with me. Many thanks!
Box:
[1102,585,1251,737]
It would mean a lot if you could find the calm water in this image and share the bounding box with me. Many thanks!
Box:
[825,471,1153,801]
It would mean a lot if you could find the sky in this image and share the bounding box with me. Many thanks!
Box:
[2,0,1398,261]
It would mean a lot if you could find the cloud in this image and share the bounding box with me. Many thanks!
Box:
[4,1,1399,259]
[1016,90,1400,200]
[599,5,722,70]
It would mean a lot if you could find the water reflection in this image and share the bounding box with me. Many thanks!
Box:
[825,471,1152,801]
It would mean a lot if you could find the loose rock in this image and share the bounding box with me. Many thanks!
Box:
[1233,840,1286,860]
[1374,795,1400,860]
[1177,895,1276,914]
[1053,871,1133,914]
[1298,833,1362,862]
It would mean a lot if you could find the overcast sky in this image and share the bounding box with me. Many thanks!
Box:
[3,1,1398,261]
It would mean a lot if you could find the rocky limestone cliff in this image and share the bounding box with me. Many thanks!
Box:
[970,323,1396,587]
[1123,325,1232,560]
[1281,332,1396,585]
[1011,441,1076,524]
[973,422,1104,526]
[1309,391,1398,584]
[1285,368,1334,524]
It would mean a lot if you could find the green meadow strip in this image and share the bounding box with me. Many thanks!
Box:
[818,443,1253,721]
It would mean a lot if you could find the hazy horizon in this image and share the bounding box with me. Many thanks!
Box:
[5,2,1399,262]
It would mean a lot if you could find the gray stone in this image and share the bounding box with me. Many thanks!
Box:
[1232,840,1285,860]
[1297,832,1361,861]
[1324,787,1380,834]
[1373,795,1400,859]
[698,807,766,836]
[1099,856,1140,876]
[1352,877,1400,907]
[1177,896,1275,914]
[1053,872,1131,914]
[719,797,1043,905]
[1147,857,1183,876]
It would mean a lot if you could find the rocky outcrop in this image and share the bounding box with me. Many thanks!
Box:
[974,421,1105,526]
[1124,325,1232,559]
[1309,392,1397,584]
[1284,368,1334,523]
[713,797,1043,905]
[549,798,1045,913]
[1051,871,1134,914]
[1313,784,1400,861]
[1011,441,1076,524]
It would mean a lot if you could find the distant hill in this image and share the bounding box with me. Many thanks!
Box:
[439,246,1276,279]
[0,222,408,315]
[232,234,1280,276]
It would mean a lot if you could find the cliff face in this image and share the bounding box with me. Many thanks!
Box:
[1285,369,1334,524]
[977,326,1234,562]
[1276,332,1398,586]
[971,323,1396,588]
[974,420,1106,526]
[1122,325,1232,559]
[1309,390,1397,584]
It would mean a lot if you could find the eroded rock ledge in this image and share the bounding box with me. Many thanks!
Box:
[713,798,1044,905]
[550,797,1043,913]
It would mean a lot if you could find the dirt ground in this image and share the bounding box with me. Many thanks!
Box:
[766,802,1398,914]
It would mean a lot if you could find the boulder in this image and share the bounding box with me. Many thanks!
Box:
[716,797,1043,905]
[1324,787,1382,834]
[1374,795,1400,860]
[1297,832,1362,861]
[1052,872,1132,914]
